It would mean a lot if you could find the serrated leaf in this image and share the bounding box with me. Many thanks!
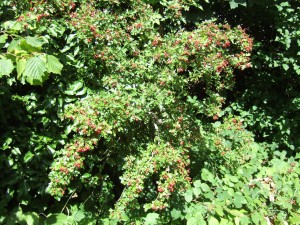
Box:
[17,58,26,79]
[26,36,44,48]
[24,56,47,85]
[0,58,14,77]
[144,213,159,225]
[46,55,63,74]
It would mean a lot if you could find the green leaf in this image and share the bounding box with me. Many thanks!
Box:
[144,213,159,225]
[2,20,22,31]
[229,0,246,9]
[45,214,72,225]
[232,192,246,208]
[251,212,262,224]
[0,34,8,44]
[46,55,63,74]
[187,217,198,225]
[201,169,215,183]
[200,183,210,192]
[215,205,224,217]
[75,87,87,96]
[7,39,23,54]
[208,216,219,225]
[24,151,34,163]
[26,36,44,48]
[184,189,193,203]
[0,58,14,77]
[16,58,26,79]
[73,210,85,222]
[65,81,84,95]
[282,64,289,71]
[289,213,300,224]
[0,34,8,48]
[193,180,201,188]
[171,209,181,220]
[24,212,39,225]
[23,55,48,85]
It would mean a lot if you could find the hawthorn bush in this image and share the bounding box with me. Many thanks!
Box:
[0,0,299,224]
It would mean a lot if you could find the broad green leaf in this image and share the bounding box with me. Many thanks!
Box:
[45,213,72,225]
[170,209,181,220]
[0,34,8,44]
[66,33,77,44]
[7,39,23,53]
[215,205,224,217]
[73,210,85,222]
[233,192,246,208]
[24,151,34,163]
[193,187,201,196]
[201,183,210,192]
[240,216,250,225]
[220,219,230,225]
[144,213,159,225]
[76,87,87,96]
[201,169,215,182]
[184,189,193,202]
[2,20,22,31]
[26,36,44,48]
[193,180,201,188]
[251,212,265,225]
[16,58,26,79]
[0,58,14,77]
[81,173,91,179]
[208,216,219,225]
[289,213,300,224]
[65,81,84,95]
[282,64,289,71]
[24,212,39,225]
[24,55,47,85]
[46,55,63,74]
[20,39,41,53]
[187,217,198,225]
[229,0,246,9]
[0,34,8,48]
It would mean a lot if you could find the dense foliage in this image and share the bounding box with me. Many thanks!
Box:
[0,0,299,224]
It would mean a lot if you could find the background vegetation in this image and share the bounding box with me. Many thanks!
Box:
[0,0,299,224]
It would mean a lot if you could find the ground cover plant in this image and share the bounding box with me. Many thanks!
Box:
[0,0,299,224]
